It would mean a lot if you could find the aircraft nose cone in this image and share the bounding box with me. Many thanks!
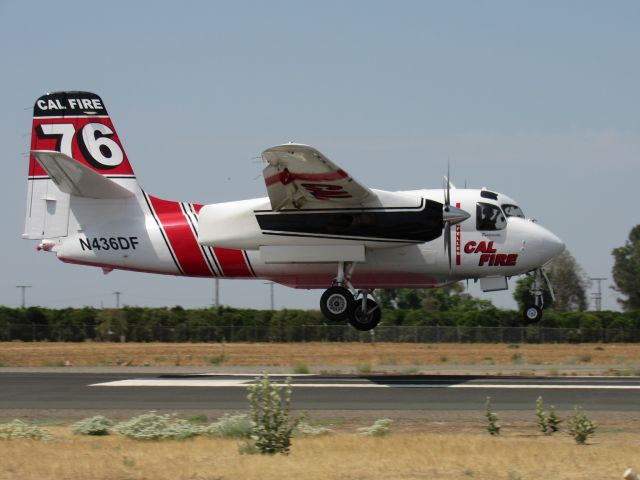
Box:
[535,224,564,262]
[443,206,470,225]
[545,229,565,258]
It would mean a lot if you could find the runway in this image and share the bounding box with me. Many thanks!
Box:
[1,372,640,412]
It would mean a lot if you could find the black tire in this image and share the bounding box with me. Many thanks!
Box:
[523,304,543,324]
[348,298,381,331]
[320,286,353,322]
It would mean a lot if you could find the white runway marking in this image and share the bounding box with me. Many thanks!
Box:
[90,379,640,389]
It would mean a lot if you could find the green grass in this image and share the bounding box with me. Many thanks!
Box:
[356,363,372,374]
[292,364,310,374]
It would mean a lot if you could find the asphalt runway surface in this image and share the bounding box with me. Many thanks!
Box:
[1,372,640,412]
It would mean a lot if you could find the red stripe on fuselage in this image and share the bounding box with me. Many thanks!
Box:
[212,247,253,277]
[190,203,253,278]
[148,196,212,277]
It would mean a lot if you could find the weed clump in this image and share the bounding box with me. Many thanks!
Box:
[292,364,309,374]
[71,415,114,436]
[245,374,300,455]
[535,397,561,436]
[485,397,500,435]
[567,407,597,444]
[358,419,392,437]
[207,414,252,439]
[113,412,205,440]
[295,422,334,437]
[0,420,52,440]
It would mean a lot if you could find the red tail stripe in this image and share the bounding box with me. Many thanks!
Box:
[264,169,348,186]
[148,196,212,277]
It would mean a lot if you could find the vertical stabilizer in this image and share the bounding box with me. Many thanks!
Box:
[24,91,138,239]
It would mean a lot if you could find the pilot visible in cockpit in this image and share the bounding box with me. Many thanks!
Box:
[478,205,497,230]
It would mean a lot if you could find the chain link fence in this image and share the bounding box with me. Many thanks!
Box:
[1,323,640,343]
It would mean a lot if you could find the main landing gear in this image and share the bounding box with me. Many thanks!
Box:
[523,267,554,324]
[319,262,381,331]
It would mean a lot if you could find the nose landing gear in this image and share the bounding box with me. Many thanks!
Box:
[523,267,555,324]
[319,262,381,331]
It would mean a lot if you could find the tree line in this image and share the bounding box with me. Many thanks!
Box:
[0,305,639,343]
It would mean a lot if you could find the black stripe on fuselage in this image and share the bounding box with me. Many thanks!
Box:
[255,198,444,243]
[253,198,426,214]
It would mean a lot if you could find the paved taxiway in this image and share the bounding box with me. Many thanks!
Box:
[1,373,639,412]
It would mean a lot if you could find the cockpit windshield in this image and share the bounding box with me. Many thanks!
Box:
[502,204,525,218]
[476,202,506,231]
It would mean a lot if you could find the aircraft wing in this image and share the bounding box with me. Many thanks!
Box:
[261,144,373,210]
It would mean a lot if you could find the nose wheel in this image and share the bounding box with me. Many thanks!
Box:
[522,267,554,324]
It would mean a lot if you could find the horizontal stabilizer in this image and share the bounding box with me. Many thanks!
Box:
[31,150,135,199]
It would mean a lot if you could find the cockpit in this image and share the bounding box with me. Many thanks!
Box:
[502,204,525,218]
[476,203,506,231]
[475,198,525,231]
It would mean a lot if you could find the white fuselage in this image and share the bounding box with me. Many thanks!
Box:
[40,184,564,290]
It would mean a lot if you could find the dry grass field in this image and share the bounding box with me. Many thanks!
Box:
[1,341,640,370]
[1,427,639,480]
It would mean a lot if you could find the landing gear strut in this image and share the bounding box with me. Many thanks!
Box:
[523,267,554,324]
[319,262,381,331]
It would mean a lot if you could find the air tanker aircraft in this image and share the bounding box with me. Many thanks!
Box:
[24,92,564,330]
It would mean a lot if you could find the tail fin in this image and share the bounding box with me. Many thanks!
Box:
[30,91,135,177]
[25,92,138,239]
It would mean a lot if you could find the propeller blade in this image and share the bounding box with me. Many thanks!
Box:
[444,161,451,211]
[444,221,452,273]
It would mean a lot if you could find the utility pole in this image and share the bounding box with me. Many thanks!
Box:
[113,291,122,309]
[264,282,275,310]
[16,285,31,308]
[213,278,220,307]
[590,277,607,311]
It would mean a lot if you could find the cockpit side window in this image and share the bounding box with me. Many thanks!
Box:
[502,204,525,218]
[476,202,506,231]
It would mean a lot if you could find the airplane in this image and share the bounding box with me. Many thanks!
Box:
[23,91,564,331]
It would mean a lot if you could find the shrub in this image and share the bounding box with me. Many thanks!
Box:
[114,412,205,440]
[357,364,372,374]
[567,407,596,444]
[245,374,300,455]
[0,420,52,440]
[295,422,334,437]
[71,415,114,436]
[358,419,392,437]
[485,397,500,435]
[547,406,561,433]
[207,414,252,439]
[535,396,561,435]
[292,364,310,374]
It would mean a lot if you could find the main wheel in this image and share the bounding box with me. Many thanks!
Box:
[348,298,381,331]
[320,286,353,322]
[523,304,543,324]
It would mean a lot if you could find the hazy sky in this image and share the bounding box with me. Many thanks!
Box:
[1,1,638,311]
